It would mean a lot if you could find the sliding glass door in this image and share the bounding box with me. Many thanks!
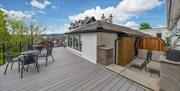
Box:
[67,34,82,52]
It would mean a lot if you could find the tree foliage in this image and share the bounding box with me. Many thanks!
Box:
[0,10,47,64]
[0,10,9,42]
[7,19,29,42]
[139,22,152,30]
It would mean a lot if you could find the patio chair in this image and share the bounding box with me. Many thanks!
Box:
[38,46,54,66]
[146,51,164,72]
[3,52,21,75]
[20,53,39,78]
[37,46,45,56]
[27,44,33,50]
[130,49,148,69]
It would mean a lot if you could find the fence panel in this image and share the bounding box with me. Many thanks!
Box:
[136,37,166,51]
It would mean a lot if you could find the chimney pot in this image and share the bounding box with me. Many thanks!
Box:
[109,14,113,23]
[101,14,105,21]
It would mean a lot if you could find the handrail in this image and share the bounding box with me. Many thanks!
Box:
[0,41,24,65]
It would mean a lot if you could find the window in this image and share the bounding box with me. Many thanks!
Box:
[157,33,162,38]
[68,34,82,52]
[68,35,73,48]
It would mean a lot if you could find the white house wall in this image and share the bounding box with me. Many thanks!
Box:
[139,29,168,41]
[81,33,97,64]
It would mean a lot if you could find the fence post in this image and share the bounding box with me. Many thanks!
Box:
[2,43,5,64]
[20,41,22,52]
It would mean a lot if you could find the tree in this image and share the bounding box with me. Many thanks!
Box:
[7,19,28,42]
[139,22,152,30]
[0,10,9,42]
[30,23,46,44]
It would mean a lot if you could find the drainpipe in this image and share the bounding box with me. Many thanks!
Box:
[114,38,119,64]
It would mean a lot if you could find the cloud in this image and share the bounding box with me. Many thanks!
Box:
[43,24,70,34]
[43,0,51,6]
[124,21,139,29]
[69,0,164,28]
[59,24,70,33]
[156,24,167,28]
[36,10,46,14]
[51,6,60,10]
[30,0,51,9]
[43,30,54,34]
[0,8,33,20]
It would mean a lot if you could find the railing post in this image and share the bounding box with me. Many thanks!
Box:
[20,41,22,52]
[2,43,5,64]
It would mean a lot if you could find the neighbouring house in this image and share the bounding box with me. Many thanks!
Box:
[139,28,167,41]
[42,34,65,47]
[65,14,148,65]
[69,16,96,30]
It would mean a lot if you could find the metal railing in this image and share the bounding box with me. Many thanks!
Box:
[0,40,62,65]
[0,41,27,65]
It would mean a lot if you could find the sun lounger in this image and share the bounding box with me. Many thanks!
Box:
[146,51,164,72]
[130,49,148,68]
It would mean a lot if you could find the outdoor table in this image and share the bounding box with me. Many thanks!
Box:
[32,45,43,50]
[21,50,39,55]
[32,45,43,47]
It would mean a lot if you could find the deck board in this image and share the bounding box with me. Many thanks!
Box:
[0,48,148,91]
[110,78,126,91]
[101,77,122,91]
[128,84,137,91]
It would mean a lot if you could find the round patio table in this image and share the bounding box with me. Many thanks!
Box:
[21,50,39,55]
[32,45,43,50]
[32,45,43,47]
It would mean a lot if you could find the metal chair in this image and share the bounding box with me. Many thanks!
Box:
[27,44,33,50]
[39,46,54,66]
[3,52,20,75]
[36,46,44,56]
[20,52,39,78]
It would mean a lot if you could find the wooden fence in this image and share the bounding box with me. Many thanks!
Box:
[135,36,166,51]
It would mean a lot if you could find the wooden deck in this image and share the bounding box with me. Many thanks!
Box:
[0,48,149,91]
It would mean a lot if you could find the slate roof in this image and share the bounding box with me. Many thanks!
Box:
[66,20,149,36]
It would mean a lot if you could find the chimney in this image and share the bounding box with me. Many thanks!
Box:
[75,20,78,23]
[109,14,113,23]
[101,14,105,21]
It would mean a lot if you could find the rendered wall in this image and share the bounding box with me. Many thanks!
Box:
[97,32,118,63]
[81,33,97,64]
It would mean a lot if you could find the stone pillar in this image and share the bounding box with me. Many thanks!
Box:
[97,47,113,65]
[159,56,180,91]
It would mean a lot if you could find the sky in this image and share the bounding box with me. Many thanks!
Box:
[0,0,166,34]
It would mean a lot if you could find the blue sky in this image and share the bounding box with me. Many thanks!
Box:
[0,0,166,34]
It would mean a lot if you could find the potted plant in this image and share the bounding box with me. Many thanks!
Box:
[166,29,180,62]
